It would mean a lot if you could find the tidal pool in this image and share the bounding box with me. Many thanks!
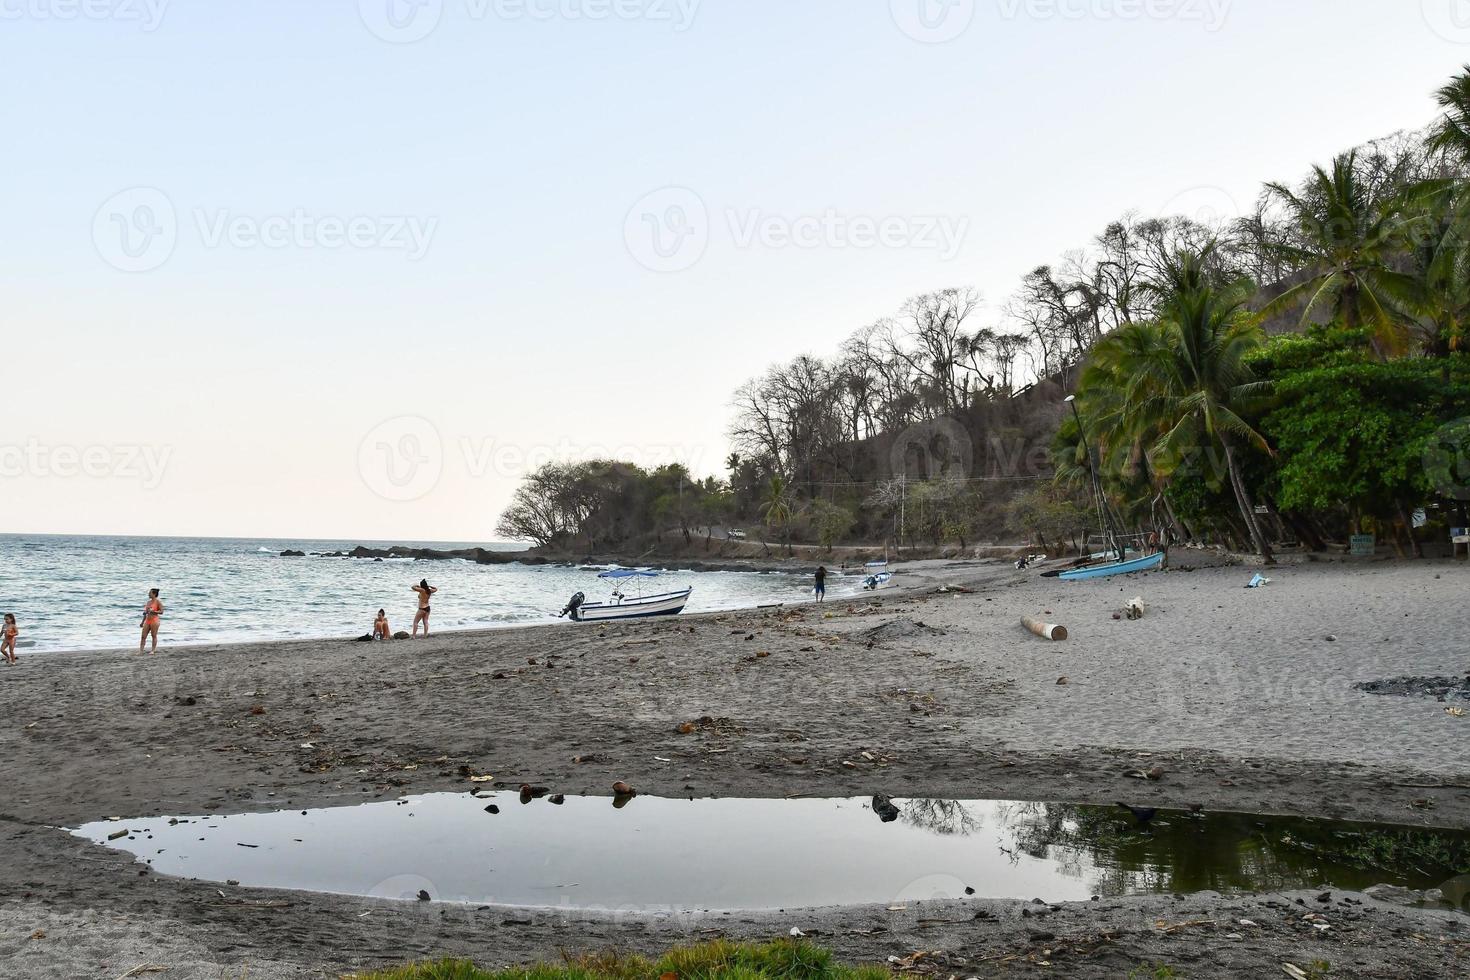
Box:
[73,794,1470,912]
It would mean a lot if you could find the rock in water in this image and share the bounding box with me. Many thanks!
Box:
[872,793,901,823]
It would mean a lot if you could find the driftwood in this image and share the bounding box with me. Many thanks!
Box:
[1022,616,1068,641]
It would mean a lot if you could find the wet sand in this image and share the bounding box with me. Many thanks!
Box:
[2,554,1469,978]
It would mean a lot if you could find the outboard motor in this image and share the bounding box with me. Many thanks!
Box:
[559,592,586,621]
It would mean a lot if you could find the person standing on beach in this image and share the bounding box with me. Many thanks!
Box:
[411,580,437,638]
[814,566,827,603]
[139,588,163,654]
[2,614,18,664]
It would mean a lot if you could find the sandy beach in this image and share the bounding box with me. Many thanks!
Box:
[2,555,1469,978]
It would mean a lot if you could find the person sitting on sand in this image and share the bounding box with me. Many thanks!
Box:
[2,614,18,665]
[373,609,393,641]
[411,579,438,637]
[814,566,827,603]
[139,588,163,654]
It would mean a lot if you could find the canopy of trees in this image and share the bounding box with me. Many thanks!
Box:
[498,69,1470,558]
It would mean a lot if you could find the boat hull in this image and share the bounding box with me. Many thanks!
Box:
[1058,551,1165,581]
[572,589,692,622]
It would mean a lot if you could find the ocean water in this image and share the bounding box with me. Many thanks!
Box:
[0,535,819,653]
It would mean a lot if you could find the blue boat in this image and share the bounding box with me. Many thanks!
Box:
[1057,551,1165,581]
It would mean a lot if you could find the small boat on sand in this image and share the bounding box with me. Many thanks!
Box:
[559,570,692,622]
[1057,550,1165,581]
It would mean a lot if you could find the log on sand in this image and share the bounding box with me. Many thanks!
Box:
[1022,616,1068,641]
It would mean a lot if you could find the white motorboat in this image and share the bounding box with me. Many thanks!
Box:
[559,569,693,622]
[862,560,895,591]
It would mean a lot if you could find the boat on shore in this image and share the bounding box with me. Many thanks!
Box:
[559,570,692,622]
[862,560,895,591]
[1056,550,1165,581]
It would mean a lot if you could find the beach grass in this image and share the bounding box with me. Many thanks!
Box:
[352,939,890,980]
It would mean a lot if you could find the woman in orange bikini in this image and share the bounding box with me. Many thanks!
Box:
[1,614,18,665]
[411,579,437,638]
[139,588,163,654]
[373,609,393,641]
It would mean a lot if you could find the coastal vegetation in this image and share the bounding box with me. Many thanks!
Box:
[499,70,1470,559]
[358,939,887,980]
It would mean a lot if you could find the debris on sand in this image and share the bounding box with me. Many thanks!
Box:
[860,619,945,646]
[1356,676,1470,702]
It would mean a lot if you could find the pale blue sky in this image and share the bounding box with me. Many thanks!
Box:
[1,0,1463,539]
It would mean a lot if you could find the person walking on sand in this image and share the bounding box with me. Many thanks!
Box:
[139,588,163,654]
[2,614,18,664]
[814,566,827,603]
[373,609,393,641]
[411,579,437,637]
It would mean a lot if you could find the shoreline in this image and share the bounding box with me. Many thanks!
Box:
[3,556,1468,977]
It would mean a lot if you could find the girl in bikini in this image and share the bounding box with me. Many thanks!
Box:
[411,580,437,638]
[139,588,163,654]
[2,614,18,664]
[373,609,393,641]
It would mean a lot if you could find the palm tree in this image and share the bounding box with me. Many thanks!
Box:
[1264,151,1420,356]
[1076,320,1192,538]
[1429,66,1470,165]
[759,476,795,557]
[1135,246,1276,562]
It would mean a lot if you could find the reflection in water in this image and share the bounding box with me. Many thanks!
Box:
[72,795,1470,912]
[1013,803,1470,898]
[901,799,983,837]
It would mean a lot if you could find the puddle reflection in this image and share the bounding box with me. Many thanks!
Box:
[73,795,1470,912]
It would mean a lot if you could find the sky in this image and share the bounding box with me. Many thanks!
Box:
[1,0,1465,541]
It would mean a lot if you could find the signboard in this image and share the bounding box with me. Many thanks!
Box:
[1350,534,1376,557]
